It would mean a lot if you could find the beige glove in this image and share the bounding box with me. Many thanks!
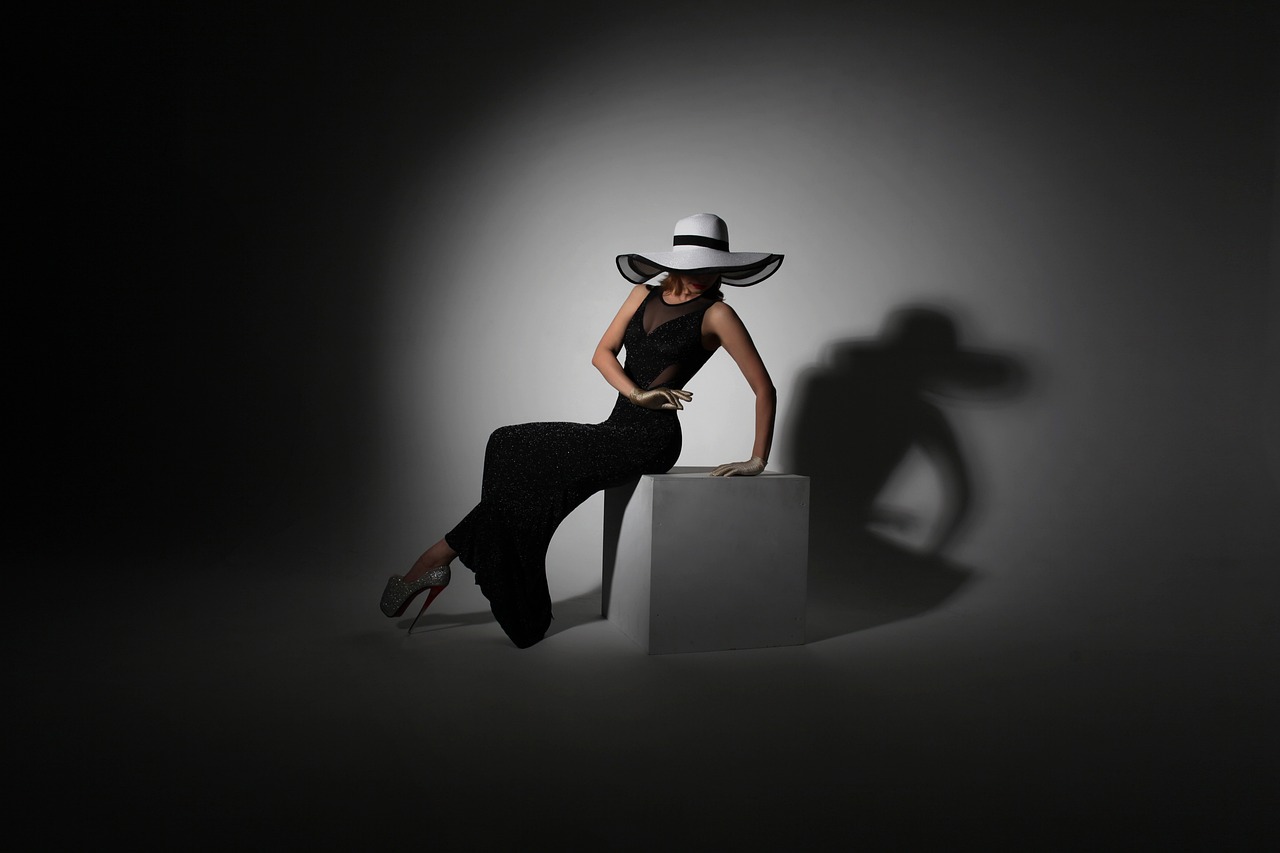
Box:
[710,456,766,477]
[629,387,693,410]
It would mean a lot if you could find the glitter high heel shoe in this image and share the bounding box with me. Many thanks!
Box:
[380,565,451,632]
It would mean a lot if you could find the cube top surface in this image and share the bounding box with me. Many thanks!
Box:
[648,467,807,480]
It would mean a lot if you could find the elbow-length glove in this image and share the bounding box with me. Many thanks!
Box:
[629,387,693,410]
[710,456,766,477]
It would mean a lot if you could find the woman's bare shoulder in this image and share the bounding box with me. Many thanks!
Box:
[622,283,651,304]
[605,284,650,319]
[705,300,744,326]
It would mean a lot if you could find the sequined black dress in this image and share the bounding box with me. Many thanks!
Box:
[445,286,718,647]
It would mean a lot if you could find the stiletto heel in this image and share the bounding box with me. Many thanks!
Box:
[407,584,448,634]
[380,564,452,628]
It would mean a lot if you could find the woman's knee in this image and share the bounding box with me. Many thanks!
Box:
[487,425,522,454]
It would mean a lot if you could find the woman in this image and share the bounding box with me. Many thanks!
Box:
[380,213,784,648]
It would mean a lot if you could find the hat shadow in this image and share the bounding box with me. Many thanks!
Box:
[785,302,1031,641]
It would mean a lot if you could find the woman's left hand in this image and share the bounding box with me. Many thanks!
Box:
[710,456,766,477]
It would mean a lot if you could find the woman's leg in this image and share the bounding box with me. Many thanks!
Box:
[403,537,459,583]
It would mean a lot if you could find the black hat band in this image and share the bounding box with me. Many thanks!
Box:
[673,234,729,251]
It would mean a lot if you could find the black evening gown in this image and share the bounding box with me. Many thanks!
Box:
[445,286,719,647]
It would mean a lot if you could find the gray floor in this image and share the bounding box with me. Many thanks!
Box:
[20,515,1276,852]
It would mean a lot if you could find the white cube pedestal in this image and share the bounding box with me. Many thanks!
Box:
[602,467,810,654]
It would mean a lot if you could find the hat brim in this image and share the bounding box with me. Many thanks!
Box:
[616,249,784,287]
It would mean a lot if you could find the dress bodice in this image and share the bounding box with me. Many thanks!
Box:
[622,286,717,392]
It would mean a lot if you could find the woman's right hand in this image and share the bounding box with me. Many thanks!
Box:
[629,387,693,410]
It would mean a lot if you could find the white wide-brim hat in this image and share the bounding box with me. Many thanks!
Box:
[616,213,784,287]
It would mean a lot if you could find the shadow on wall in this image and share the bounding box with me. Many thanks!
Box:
[785,304,1030,641]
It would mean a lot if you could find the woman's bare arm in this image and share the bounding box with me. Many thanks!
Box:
[592,285,651,397]
[704,301,776,463]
